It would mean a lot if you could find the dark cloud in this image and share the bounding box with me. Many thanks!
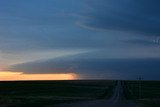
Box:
[78,0,160,36]
[123,39,159,46]
[9,55,160,80]
[1,0,159,53]
[1,0,160,80]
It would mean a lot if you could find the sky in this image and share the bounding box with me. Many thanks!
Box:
[0,0,160,80]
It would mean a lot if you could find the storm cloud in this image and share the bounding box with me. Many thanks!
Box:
[0,0,160,80]
[10,55,160,80]
[78,0,160,36]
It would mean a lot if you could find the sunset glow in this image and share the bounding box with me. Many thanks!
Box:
[0,71,77,81]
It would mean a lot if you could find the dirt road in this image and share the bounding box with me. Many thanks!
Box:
[55,81,139,107]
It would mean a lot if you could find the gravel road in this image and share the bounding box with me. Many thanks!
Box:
[55,81,139,107]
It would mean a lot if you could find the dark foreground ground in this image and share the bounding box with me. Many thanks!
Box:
[0,80,159,107]
[0,80,115,107]
[55,81,139,107]
[122,81,160,107]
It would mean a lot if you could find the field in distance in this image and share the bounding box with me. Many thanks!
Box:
[0,80,115,107]
[122,80,160,107]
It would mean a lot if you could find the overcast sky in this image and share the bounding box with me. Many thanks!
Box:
[0,0,160,80]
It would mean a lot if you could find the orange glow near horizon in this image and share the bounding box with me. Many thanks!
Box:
[0,71,77,81]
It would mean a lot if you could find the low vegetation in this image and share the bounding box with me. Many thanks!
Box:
[0,80,115,107]
[122,81,160,107]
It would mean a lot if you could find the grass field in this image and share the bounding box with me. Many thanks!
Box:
[0,80,115,107]
[122,81,160,107]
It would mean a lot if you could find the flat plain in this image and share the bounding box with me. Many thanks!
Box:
[0,80,115,107]
[122,81,160,107]
[0,80,159,107]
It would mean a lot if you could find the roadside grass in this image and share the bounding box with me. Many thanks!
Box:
[0,80,115,107]
[122,81,160,107]
[137,99,160,107]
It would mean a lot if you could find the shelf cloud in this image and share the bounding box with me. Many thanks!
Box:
[0,0,160,80]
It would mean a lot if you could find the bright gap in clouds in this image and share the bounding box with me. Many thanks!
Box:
[0,71,77,81]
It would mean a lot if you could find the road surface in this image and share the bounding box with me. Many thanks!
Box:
[55,81,139,107]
